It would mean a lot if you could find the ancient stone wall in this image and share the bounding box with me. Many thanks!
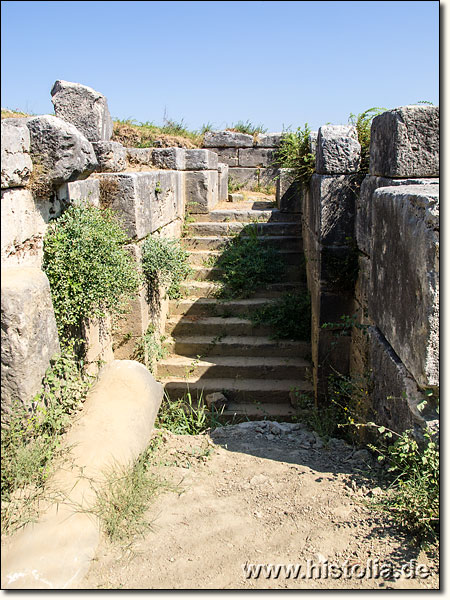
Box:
[302,105,439,434]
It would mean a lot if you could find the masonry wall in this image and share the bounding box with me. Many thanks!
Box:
[301,106,439,434]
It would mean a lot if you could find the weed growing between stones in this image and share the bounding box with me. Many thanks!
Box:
[1,352,92,535]
[132,325,168,375]
[141,235,192,300]
[155,391,225,435]
[250,292,311,340]
[348,107,386,173]
[213,226,284,299]
[112,117,203,148]
[43,203,141,349]
[228,177,246,194]
[226,120,267,136]
[274,124,316,185]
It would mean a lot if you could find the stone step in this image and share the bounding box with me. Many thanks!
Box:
[165,316,274,337]
[185,221,301,237]
[161,377,312,404]
[157,355,311,380]
[187,249,305,267]
[179,280,304,298]
[182,236,302,252]
[168,297,279,317]
[162,335,311,358]
[189,264,303,282]
[191,208,300,224]
[221,402,297,421]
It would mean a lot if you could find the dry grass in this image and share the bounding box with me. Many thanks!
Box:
[26,159,53,198]
[98,176,120,208]
[112,120,202,149]
[1,108,30,119]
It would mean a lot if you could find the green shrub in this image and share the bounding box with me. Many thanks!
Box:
[250,292,311,340]
[274,124,316,185]
[141,235,192,299]
[43,204,141,346]
[1,351,92,534]
[214,226,284,298]
[348,107,386,173]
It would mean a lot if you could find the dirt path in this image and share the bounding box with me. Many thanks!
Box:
[77,421,439,590]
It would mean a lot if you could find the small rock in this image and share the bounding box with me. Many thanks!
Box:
[270,424,282,435]
[228,192,244,202]
[250,474,269,486]
[266,433,275,441]
[369,487,383,497]
[205,392,228,410]
[351,449,372,463]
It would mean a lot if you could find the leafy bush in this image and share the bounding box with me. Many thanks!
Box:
[214,226,284,298]
[250,292,311,340]
[274,124,316,185]
[348,107,386,173]
[43,204,141,346]
[1,351,92,534]
[142,235,192,299]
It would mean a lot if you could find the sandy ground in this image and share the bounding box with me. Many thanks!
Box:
[77,421,439,590]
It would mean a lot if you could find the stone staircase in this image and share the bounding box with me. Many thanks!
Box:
[157,200,313,420]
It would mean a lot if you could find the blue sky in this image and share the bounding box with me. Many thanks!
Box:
[1,1,439,132]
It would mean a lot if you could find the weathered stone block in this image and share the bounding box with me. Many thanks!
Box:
[203,130,253,148]
[25,115,98,187]
[151,147,186,170]
[276,168,301,212]
[1,267,60,416]
[238,148,274,167]
[127,147,154,166]
[92,141,127,172]
[368,327,433,434]
[369,105,439,178]
[254,132,282,147]
[185,170,218,213]
[309,131,318,156]
[1,188,49,267]
[57,178,100,207]
[257,167,279,187]
[1,120,33,188]
[98,171,183,239]
[184,149,218,170]
[315,125,360,174]
[228,167,259,188]
[309,174,362,246]
[369,184,439,387]
[204,147,239,167]
[218,162,229,201]
[51,79,113,142]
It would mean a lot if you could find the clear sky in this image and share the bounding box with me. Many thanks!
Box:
[1,0,439,132]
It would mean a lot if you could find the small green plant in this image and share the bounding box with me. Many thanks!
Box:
[91,446,170,543]
[132,325,168,374]
[227,120,267,135]
[141,235,192,300]
[228,178,246,194]
[1,351,92,534]
[43,204,141,347]
[250,292,311,340]
[155,390,225,435]
[214,226,284,298]
[155,181,162,194]
[348,107,386,173]
[274,124,316,185]
[290,388,344,440]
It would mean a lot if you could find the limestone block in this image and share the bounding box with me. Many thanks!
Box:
[355,175,439,256]
[97,171,183,239]
[204,147,239,167]
[1,188,49,267]
[228,167,259,189]
[57,178,100,207]
[315,125,361,174]
[276,168,301,213]
[151,147,186,170]
[254,133,283,147]
[1,120,33,188]
[309,131,318,155]
[92,141,127,172]
[238,148,274,167]
[218,162,229,201]
[81,314,114,376]
[185,170,218,213]
[203,130,253,148]
[369,105,439,178]
[184,149,218,170]
[368,327,433,434]
[1,360,162,589]
[127,147,154,166]
[258,167,279,187]
[25,115,98,187]
[309,174,362,246]
[369,185,439,387]
[1,268,60,416]
[51,79,113,142]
